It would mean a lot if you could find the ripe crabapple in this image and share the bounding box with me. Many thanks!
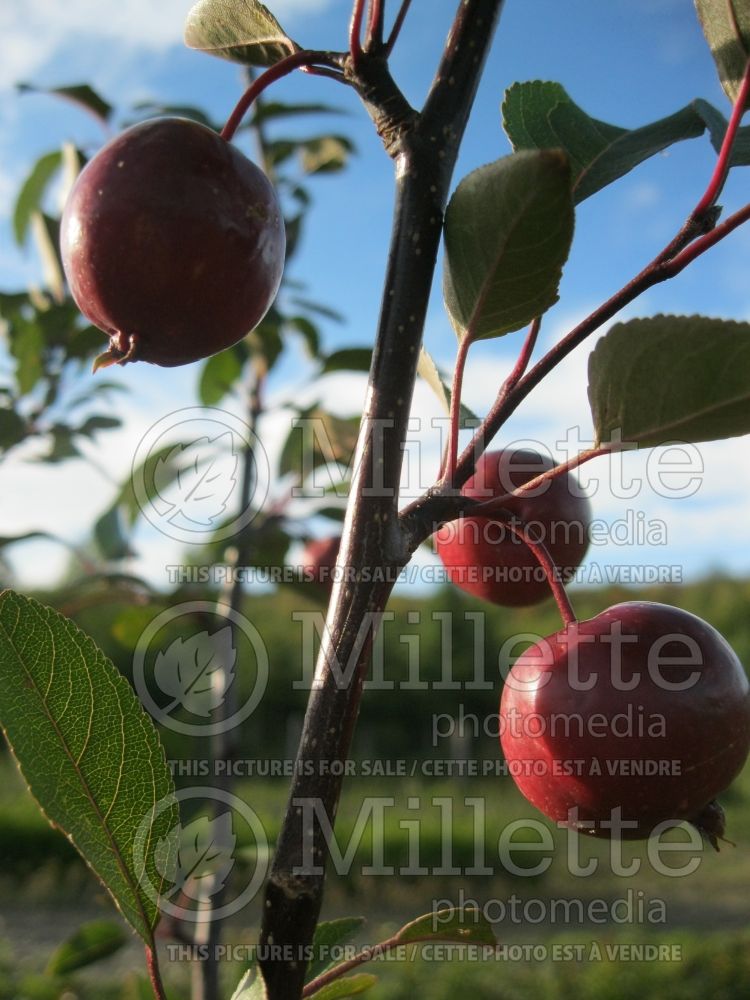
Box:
[301,536,341,592]
[60,117,285,368]
[499,601,750,841]
[434,448,592,607]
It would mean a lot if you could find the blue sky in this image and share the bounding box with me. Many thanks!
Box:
[1,0,749,591]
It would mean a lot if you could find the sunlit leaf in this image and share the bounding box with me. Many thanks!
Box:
[185,0,297,67]
[695,0,750,107]
[13,150,62,246]
[306,917,365,983]
[443,150,574,342]
[588,315,750,447]
[0,591,178,942]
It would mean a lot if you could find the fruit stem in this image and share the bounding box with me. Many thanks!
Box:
[693,58,750,221]
[349,0,367,69]
[221,50,345,142]
[145,945,168,1000]
[442,332,472,485]
[504,517,578,626]
[366,0,385,49]
[472,445,611,515]
[385,0,414,57]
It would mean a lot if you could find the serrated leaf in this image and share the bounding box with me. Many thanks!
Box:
[231,968,268,1000]
[13,150,62,246]
[17,82,112,123]
[394,908,496,946]
[321,348,372,375]
[503,81,706,203]
[0,591,178,943]
[46,920,128,975]
[588,315,750,447]
[416,347,479,427]
[696,0,750,107]
[443,150,574,343]
[185,0,297,67]
[306,917,366,983]
[154,627,235,717]
[309,974,377,1000]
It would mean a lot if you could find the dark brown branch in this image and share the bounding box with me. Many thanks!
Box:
[257,5,505,999]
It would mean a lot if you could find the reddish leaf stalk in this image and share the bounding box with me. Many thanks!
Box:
[693,57,750,219]
[366,0,385,49]
[221,50,343,142]
[385,0,414,57]
[442,332,472,485]
[146,945,168,1000]
[349,0,367,69]
[504,520,578,627]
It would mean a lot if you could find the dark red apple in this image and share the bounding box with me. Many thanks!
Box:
[499,601,750,839]
[301,536,341,591]
[60,117,285,368]
[434,448,592,606]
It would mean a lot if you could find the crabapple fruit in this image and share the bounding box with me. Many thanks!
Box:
[499,601,750,840]
[60,117,285,368]
[434,448,592,606]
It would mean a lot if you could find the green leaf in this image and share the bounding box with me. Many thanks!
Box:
[502,81,706,203]
[588,315,750,447]
[0,530,52,549]
[394,908,497,946]
[13,151,62,246]
[231,968,268,1000]
[46,920,128,975]
[416,347,479,427]
[130,101,219,130]
[9,317,44,396]
[443,150,574,343]
[290,298,345,324]
[309,975,377,1000]
[321,348,372,375]
[251,101,346,125]
[0,410,27,453]
[199,346,245,406]
[0,591,178,943]
[185,0,297,67]
[32,212,65,302]
[307,917,366,983]
[95,504,135,562]
[76,415,122,438]
[17,83,112,123]
[696,0,750,107]
[301,136,354,175]
[692,97,750,164]
[288,316,321,358]
[279,408,360,482]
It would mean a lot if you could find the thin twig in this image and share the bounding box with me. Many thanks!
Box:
[385,0,413,57]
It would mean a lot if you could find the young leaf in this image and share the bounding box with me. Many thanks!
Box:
[502,81,706,202]
[46,920,128,975]
[13,150,62,246]
[0,590,178,943]
[394,908,496,946]
[321,348,373,375]
[306,917,366,983]
[588,315,750,447]
[695,0,750,107]
[185,0,297,67]
[443,150,574,343]
[17,83,113,124]
[308,974,377,1000]
[416,347,478,426]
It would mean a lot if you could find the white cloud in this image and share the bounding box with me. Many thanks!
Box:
[0,0,334,89]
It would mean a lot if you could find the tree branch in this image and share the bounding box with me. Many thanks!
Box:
[257,5,505,998]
